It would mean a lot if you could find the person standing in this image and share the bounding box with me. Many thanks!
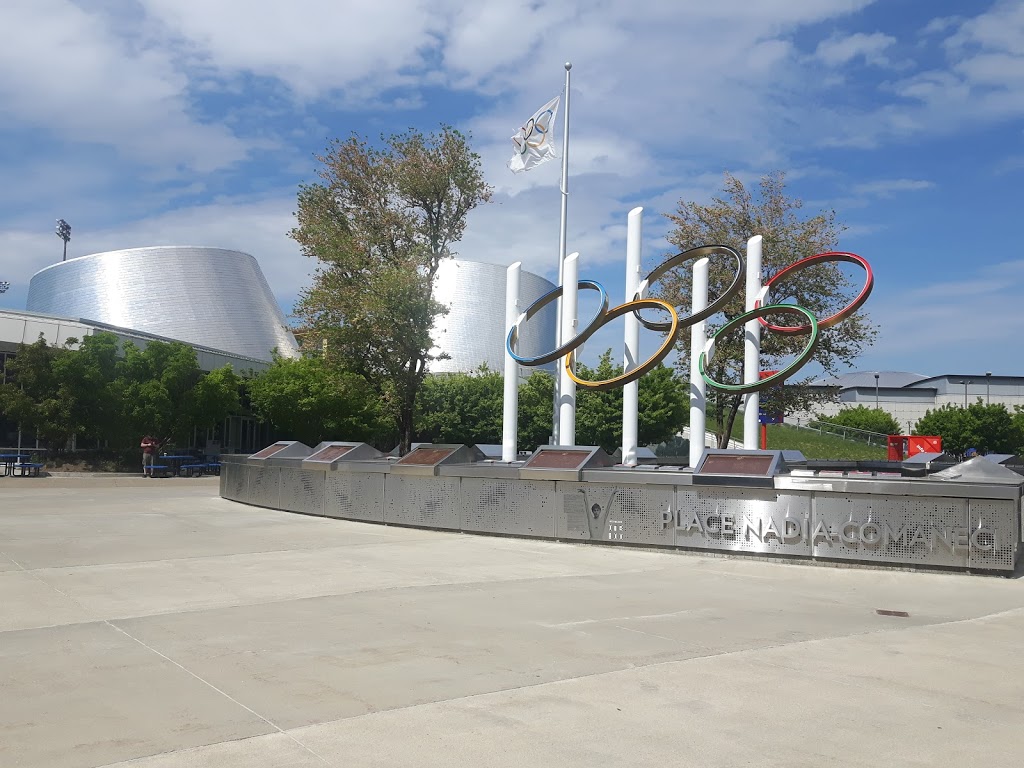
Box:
[141,435,159,477]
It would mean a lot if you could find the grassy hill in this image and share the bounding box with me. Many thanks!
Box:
[722,421,888,461]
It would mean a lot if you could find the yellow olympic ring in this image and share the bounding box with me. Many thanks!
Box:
[564,298,679,392]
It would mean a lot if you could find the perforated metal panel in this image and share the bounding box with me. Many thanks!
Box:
[812,494,969,568]
[384,474,461,529]
[325,472,385,522]
[459,478,556,537]
[220,461,248,502]
[248,465,281,509]
[554,482,675,545]
[674,488,812,556]
[278,469,325,515]
[967,499,1018,571]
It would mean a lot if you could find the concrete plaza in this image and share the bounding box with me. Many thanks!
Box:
[1,479,1023,767]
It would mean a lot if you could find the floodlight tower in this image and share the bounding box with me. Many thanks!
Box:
[56,218,71,262]
[0,280,9,294]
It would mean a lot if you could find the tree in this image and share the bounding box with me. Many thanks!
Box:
[0,336,77,450]
[189,365,242,435]
[116,340,202,444]
[658,172,877,447]
[52,332,123,446]
[415,366,504,445]
[573,351,688,453]
[247,354,389,448]
[290,125,493,453]
[915,402,1024,457]
[820,405,900,436]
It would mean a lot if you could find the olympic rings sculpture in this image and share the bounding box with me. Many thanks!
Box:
[506,247,872,394]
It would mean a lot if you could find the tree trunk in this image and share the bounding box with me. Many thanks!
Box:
[718,397,742,448]
[398,385,417,455]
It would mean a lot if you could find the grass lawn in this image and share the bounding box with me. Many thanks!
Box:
[717,420,888,461]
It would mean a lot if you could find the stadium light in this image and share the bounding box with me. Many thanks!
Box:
[55,218,71,262]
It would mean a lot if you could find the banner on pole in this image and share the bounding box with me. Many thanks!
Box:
[508,95,560,173]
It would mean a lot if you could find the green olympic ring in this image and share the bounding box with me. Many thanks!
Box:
[698,304,820,394]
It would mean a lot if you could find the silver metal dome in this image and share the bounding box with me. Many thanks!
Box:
[26,246,299,362]
[430,259,556,374]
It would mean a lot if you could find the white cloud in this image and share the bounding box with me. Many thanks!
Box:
[850,178,934,197]
[0,0,251,173]
[815,31,896,66]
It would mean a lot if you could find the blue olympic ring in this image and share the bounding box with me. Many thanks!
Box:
[506,280,609,367]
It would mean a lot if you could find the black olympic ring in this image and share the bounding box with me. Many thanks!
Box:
[507,248,872,393]
[632,245,744,332]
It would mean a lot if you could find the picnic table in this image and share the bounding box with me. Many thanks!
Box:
[159,455,194,477]
[0,454,41,477]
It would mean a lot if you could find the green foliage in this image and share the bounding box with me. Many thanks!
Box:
[411,354,687,455]
[573,351,688,453]
[914,402,1024,457]
[116,340,206,444]
[0,336,80,449]
[658,172,876,447]
[0,332,243,453]
[291,125,493,452]
[415,367,503,445]
[820,405,900,436]
[413,367,552,450]
[517,371,558,450]
[247,354,389,448]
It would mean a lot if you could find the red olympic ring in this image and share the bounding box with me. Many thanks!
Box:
[754,252,873,335]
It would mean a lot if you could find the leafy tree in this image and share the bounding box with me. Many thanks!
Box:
[52,333,123,446]
[414,367,553,450]
[247,354,388,448]
[573,351,688,453]
[657,172,877,447]
[0,336,77,450]
[189,365,242,434]
[290,125,492,453]
[914,402,1024,457]
[415,367,504,445]
[820,405,900,436]
[116,340,202,444]
[518,370,557,451]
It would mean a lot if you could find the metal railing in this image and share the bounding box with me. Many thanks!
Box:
[790,419,889,446]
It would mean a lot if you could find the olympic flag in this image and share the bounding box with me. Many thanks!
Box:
[508,95,560,173]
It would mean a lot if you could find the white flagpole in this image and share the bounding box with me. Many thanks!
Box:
[559,253,579,446]
[552,61,572,444]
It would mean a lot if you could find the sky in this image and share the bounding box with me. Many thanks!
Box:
[1,0,1023,378]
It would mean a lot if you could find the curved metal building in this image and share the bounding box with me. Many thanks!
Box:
[430,259,556,374]
[26,247,298,362]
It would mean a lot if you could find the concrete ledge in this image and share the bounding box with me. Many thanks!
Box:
[0,475,220,488]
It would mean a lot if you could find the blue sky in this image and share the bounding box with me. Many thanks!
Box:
[1,0,1022,377]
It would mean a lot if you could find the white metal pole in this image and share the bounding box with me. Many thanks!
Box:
[621,206,643,466]
[689,258,710,468]
[743,235,763,449]
[558,252,579,446]
[502,262,522,462]
[552,61,572,445]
